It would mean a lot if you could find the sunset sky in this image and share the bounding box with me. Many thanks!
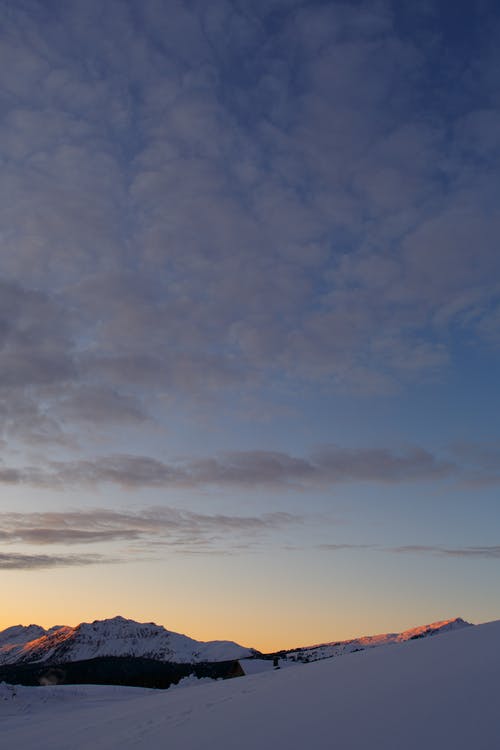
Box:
[1,0,500,651]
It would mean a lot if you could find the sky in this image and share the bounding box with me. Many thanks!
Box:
[1,0,500,651]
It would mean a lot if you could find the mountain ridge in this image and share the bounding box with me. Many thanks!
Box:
[0,615,472,667]
[282,616,472,662]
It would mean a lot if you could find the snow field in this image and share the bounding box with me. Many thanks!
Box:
[1,620,499,750]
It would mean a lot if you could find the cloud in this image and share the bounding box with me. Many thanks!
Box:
[311,445,454,482]
[0,0,499,481]
[0,1,499,430]
[389,545,500,559]
[6,438,500,491]
[447,442,500,485]
[1,528,141,545]
[317,543,375,551]
[0,552,111,570]
[57,386,148,426]
[318,543,500,560]
[66,445,456,486]
[0,280,75,388]
[0,507,300,555]
[0,445,457,490]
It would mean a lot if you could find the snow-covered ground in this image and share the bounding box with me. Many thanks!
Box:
[1,620,499,750]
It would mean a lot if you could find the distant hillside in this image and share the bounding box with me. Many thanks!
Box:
[268,617,472,663]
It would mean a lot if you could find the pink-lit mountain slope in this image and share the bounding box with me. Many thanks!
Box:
[0,615,471,668]
[284,617,472,662]
[0,616,253,666]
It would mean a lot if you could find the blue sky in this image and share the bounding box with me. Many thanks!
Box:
[0,0,499,648]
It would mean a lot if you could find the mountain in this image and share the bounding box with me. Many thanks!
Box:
[0,624,46,648]
[281,616,472,663]
[0,615,472,670]
[0,616,253,666]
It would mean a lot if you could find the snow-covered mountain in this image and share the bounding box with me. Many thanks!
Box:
[284,617,472,662]
[0,624,46,647]
[0,616,253,666]
[0,615,472,669]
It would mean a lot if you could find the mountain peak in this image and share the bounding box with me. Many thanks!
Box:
[395,617,472,642]
[0,616,251,667]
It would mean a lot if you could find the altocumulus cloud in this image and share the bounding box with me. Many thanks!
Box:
[0,0,500,452]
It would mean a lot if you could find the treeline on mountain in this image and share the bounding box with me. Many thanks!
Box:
[0,656,244,689]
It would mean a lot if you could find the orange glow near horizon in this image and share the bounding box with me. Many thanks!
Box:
[1,552,496,653]
[0,584,481,653]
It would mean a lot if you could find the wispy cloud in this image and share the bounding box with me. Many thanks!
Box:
[318,543,500,560]
[6,439,500,491]
[3,507,499,566]
[389,545,500,559]
[0,552,112,570]
[0,445,457,490]
[317,543,376,552]
[448,442,500,485]
[0,507,301,557]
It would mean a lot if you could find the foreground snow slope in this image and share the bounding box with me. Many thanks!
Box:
[1,619,499,750]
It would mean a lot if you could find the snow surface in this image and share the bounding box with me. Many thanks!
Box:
[1,619,499,749]
[240,658,285,675]
[0,615,252,665]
